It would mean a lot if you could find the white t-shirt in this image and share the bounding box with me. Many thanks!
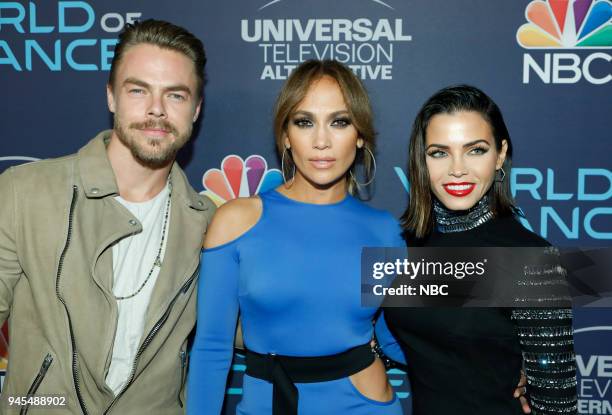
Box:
[105,184,171,395]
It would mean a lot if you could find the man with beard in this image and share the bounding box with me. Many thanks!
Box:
[0,20,215,414]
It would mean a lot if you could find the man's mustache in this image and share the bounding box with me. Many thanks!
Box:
[130,120,178,136]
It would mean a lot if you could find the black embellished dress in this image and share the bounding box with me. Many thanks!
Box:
[384,197,577,415]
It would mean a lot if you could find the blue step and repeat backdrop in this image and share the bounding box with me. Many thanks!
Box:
[0,0,610,413]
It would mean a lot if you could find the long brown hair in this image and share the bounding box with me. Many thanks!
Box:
[401,85,517,239]
[273,60,375,194]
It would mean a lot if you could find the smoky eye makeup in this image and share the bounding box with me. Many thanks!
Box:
[331,116,352,127]
[291,116,313,127]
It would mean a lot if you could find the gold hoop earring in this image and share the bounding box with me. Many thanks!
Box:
[281,147,296,185]
[349,147,377,187]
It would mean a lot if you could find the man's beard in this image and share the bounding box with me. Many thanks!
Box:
[113,116,191,169]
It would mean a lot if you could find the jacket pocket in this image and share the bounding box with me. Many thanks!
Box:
[20,353,53,415]
[178,349,187,407]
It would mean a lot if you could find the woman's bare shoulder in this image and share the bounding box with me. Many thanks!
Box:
[203,196,263,249]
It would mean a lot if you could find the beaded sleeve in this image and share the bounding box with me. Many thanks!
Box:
[511,249,578,415]
[512,309,577,414]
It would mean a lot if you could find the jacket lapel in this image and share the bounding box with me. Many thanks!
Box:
[140,166,209,338]
[90,198,140,295]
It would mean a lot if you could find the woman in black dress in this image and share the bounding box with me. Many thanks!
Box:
[383,85,577,414]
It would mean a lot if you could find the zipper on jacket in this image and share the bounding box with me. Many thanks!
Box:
[55,185,88,415]
[19,353,53,415]
[178,349,187,407]
[103,268,199,414]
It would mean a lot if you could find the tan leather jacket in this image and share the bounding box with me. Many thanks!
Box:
[0,131,215,414]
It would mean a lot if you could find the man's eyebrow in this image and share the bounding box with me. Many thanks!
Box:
[163,84,192,95]
[123,78,150,88]
[123,78,192,95]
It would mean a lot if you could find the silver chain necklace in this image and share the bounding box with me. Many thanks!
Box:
[115,180,172,301]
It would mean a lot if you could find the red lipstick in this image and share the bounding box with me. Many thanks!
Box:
[443,182,475,197]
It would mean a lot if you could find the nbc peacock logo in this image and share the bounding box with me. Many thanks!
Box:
[517,0,612,48]
[518,0,612,84]
[201,155,283,207]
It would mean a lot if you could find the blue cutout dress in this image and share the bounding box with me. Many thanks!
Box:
[186,189,405,414]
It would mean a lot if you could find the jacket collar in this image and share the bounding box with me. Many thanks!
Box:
[77,130,209,211]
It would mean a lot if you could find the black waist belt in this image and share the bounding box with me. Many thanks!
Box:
[245,343,374,415]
